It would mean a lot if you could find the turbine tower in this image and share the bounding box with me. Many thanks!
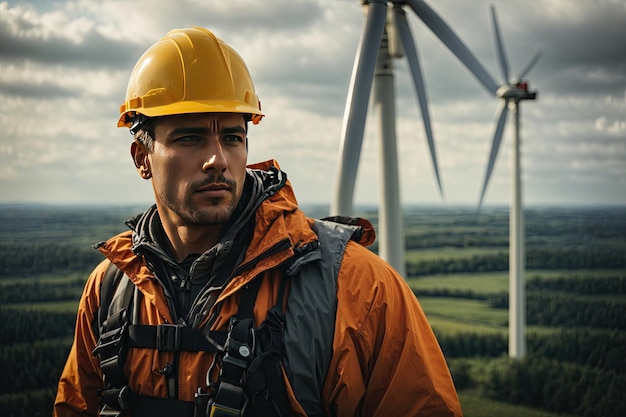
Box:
[330,0,501,274]
[478,5,540,360]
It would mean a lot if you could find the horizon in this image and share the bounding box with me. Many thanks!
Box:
[1,201,625,211]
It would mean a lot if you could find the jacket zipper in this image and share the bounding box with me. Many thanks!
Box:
[228,237,292,280]
[201,238,292,330]
[180,273,192,321]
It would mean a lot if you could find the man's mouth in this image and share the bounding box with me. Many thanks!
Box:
[196,183,230,192]
[194,181,233,200]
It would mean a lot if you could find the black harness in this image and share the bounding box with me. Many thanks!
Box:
[92,262,293,417]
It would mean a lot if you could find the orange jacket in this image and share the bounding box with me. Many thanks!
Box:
[54,160,462,416]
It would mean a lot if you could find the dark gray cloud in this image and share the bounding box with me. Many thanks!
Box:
[0,77,77,98]
[0,24,145,69]
[196,0,326,34]
[0,3,143,68]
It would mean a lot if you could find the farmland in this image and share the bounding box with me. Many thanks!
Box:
[0,203,624,416]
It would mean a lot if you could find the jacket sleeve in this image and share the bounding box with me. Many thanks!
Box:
[53,260,108,417]
[323,241,463,417]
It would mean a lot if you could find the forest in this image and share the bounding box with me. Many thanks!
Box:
[0,203,624,417]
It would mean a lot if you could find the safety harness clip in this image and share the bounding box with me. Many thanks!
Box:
[156,324,181,351]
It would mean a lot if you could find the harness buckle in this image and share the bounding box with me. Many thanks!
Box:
[209,403,242,417]
[117,385,135,411]
[93,310,128,358]
[97,386,135,417]
[156,324,181,351]
[220,355,248,385]
[98,405,123,417]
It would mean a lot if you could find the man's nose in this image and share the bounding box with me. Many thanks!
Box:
[201,142,227,172]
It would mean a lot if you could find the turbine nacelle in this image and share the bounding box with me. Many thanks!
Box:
[497,81,537,101]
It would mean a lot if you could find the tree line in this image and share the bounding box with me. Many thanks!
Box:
[442,328,626,417]
[2,239,624,278]
[405,248,625,276]
[0,308,76,416]
[413,274,626,331]
[526,274,626,295]
[0,308,76,346]
[481,356,625,417]
[0,338,71,395]
[0,279,84,304]
[437,329,626,374]
[0,242,104,275]
[487,291,625,330]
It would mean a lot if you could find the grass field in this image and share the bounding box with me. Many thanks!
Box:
[409,269,624,295]
[6,300,79,313]
[458,389,577,417]
[405,247,507,262]
[409,271,509,293]
[419,297,508,328]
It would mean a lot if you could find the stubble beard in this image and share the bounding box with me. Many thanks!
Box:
[185,197,236,225]
[161,180,239,227]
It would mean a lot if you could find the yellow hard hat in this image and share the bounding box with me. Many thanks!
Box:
[118,27,263,129]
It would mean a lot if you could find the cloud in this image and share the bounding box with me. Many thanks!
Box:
[0,2,143,69]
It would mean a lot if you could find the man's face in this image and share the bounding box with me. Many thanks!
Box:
[145,112,248,228]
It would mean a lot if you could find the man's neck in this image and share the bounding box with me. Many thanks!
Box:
[162,222,222,263]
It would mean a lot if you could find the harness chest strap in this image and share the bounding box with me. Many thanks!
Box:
[204,275,293,417]
[202,278,261,416]
[92,263,225,415]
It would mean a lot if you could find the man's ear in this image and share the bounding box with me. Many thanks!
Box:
[131,140,152,179]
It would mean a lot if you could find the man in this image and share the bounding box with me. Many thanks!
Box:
[54,27,463,417]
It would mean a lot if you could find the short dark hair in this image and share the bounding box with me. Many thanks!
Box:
[133,118,156,153]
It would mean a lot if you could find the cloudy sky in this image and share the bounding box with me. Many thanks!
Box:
[1,0,625,210]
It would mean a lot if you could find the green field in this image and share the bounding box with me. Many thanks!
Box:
[406,247,507,262]
[419,297,508,328]
[409,271,509,293]
[458,390,577,417]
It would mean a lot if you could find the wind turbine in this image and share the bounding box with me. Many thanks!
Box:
[478,5,540,360]
[330,0,501,275]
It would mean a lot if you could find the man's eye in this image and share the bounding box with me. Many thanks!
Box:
[175,135,201,143]
[223,135,244,143]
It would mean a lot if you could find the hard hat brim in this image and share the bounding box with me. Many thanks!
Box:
[118,100,264,128]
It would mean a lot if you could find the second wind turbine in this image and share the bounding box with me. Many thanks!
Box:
[478,5,541,360]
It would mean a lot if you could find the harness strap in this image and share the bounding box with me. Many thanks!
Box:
[94,308,134,388]
[128,324,227,352]
[99,388,195,417]
[209,275,294,417]
[95,261,126,337]
[208,278,263,415]
[244,278,293,417]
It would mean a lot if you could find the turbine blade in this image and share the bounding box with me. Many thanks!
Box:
[490,5,510,84]
[517,50,542,81]
[478,100,509,208]
[407,0,499,96]
[331,1,387,215]
[394,7,444,197]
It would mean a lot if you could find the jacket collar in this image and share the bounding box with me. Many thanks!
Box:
[96,159,318,322]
